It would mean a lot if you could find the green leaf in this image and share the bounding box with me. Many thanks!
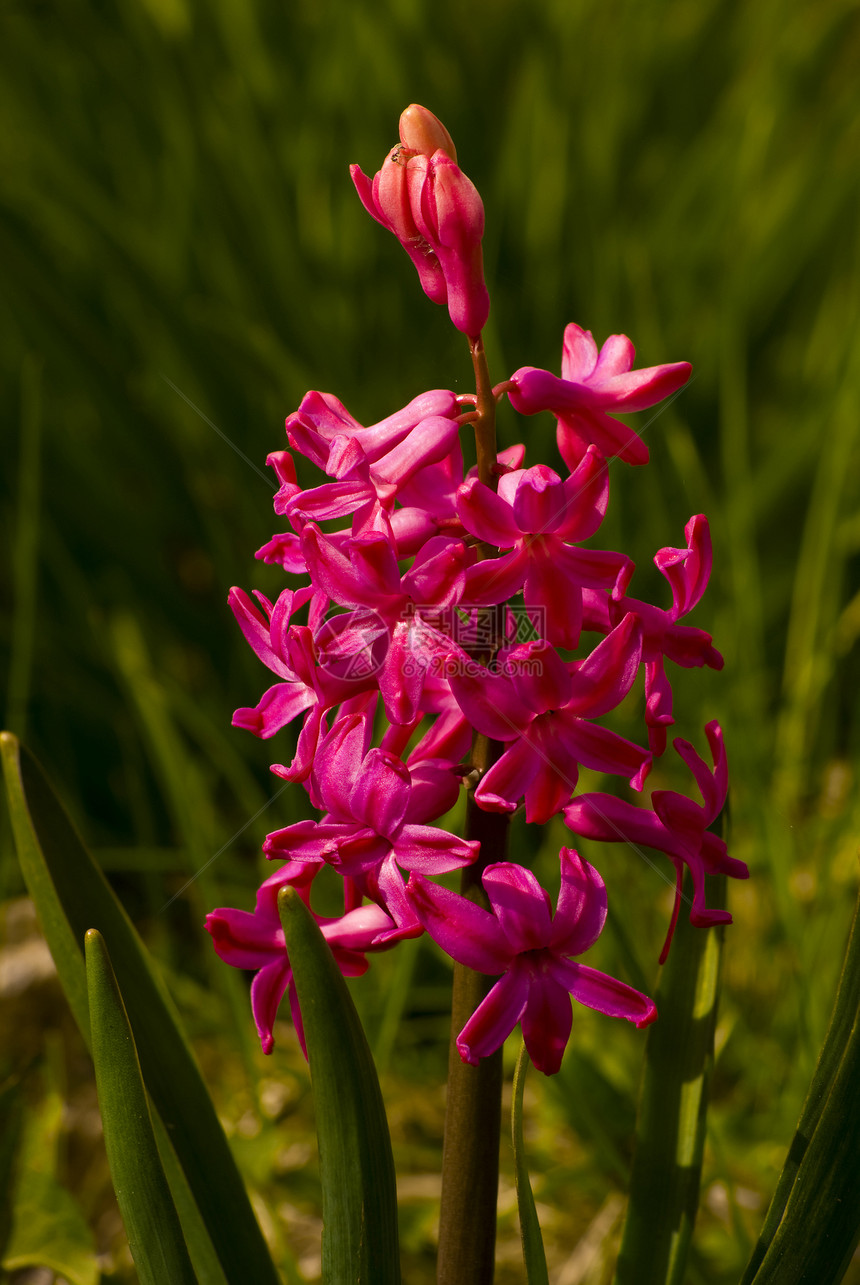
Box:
[614,872,725,1285]
[85,928,197,1285]
[2,1167,98,1285]
[278,886,401,1285]
[511,1042,549,1285]
[741,887,860,1284]
[0,732,281,1285]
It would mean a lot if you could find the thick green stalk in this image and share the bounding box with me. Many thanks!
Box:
[437,760,508,1285]
[436,333,507,1285]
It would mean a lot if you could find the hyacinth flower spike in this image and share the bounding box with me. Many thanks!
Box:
[407,848,656,1075]
[508,321,692,468]
[564,720,748,961]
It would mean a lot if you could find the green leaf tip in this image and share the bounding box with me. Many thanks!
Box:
[85,928,197,1285]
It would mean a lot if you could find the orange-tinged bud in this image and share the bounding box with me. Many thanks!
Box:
[399,104,457,163]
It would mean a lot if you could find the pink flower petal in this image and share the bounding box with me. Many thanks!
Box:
[313,713,373,817]
[560,324,600,381]
[550,848,607,955]
[558,717,651,790]
[457,967,530,1065]
[395,824,479,874]
[555,446,610,542]
[250,959,292,1055]
[406,874,511,972]
[449,666,529,742]
[232,681,315,740]
[457,476,521,547]
[522,554,583,650]
[475,735,542,813]
[592,333,636,379]
[482,863,553,950]
[557,960,657,1028]
[520,972,573,1075]
[349,749,411,838]
[464,548,529,605]
[509,640,572,715]
[565,613,642,716]
[511,466,567,535]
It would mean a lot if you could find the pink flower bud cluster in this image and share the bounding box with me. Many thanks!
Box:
[207,108,748,1076]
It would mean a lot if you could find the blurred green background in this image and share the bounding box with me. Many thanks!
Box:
[2,0,860,1280]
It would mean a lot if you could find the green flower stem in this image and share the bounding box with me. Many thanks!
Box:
[470,332,497,490]
[437,745,508,1285]
[512,1042,549,1285]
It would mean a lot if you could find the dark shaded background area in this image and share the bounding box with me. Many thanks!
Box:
[2,0,860,1280]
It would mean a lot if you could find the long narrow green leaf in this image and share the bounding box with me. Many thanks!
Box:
[85,928,197,1285]
[0,732,281,1285]
[512,1042,549,1285]
[741,887,860,1284]
[278,886,401,1285]
[614,872,725,1285]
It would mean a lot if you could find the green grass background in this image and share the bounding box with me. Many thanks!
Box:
[2,0,860,1281]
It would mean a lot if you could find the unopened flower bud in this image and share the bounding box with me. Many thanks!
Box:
[351,105,490,337]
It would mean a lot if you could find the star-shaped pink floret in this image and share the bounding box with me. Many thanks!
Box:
[508,322,692,468]
[563,720,748,961]
[301,522,468,724]
[457,447,632,648]
[407,848,656,1074]
[449,616,650,823]
[608,515,724,754]
[205,860,395,1056]
[263,712,478,938]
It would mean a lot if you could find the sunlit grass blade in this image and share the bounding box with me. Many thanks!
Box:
[278,886,401,1285]
[85,928,197,1285]
[512,1042,549,1285]
[614,872,725,1285]
[0,732,282,1285]
[741,887,860,1284]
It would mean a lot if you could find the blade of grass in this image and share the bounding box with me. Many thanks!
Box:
[614,871,725,1285]
[0,731,282,1285]
[512,1041,549,1285]
[85,928,197,1285]
[740,886,860,1283]
[4,354,43,742]
[278,886,401,1285]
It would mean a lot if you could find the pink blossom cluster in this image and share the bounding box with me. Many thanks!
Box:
[207,106,748,1076]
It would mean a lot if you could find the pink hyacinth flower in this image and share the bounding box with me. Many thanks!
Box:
[457,447,632,648]
[351,104,490,336]
[509,323,692,468]
[205,860,395,1056]
[264,712,479,938]
[564,720,749,961]
[609,515,724,755]
[301,521,468,724]
[449,616,650,823]
[407,848,657,1074]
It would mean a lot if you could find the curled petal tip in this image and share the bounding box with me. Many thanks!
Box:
[399,103,457,162]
